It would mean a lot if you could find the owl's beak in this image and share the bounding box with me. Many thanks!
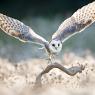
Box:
[55,47,58,50]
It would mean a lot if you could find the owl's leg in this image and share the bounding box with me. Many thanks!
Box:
[46,54,56,64]
[43,45,56,64]
[38,49,53,64]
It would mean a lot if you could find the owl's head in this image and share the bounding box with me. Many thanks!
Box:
[49,40,62,54]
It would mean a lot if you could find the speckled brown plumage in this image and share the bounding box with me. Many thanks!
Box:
[0,13,48,45]
[52,1,95,42]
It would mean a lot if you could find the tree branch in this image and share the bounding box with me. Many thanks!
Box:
[34,62,85,88]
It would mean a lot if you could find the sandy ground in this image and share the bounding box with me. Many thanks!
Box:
[0,51,95,95]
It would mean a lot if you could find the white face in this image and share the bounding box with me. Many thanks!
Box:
[49,40,62,54]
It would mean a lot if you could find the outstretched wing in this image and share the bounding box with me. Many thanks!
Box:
[52,1,95,43]
[0,13,48,46]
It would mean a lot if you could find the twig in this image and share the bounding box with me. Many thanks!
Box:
[34,62,85,88]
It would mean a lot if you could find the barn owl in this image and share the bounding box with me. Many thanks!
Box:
[0,1,95,62]
[49,1,95,55]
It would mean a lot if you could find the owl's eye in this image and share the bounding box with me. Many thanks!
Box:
[58,44,60,46]
[52,44,55,47]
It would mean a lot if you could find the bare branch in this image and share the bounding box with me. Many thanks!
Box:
[34,62,85,88]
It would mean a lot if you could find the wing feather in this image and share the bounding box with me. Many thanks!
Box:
[0,13,48,45]
[52,1,95,43]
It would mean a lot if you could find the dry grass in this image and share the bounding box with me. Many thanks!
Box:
[0,51,95,95]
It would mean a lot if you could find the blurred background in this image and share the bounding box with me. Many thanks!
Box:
[0,0,95,62]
